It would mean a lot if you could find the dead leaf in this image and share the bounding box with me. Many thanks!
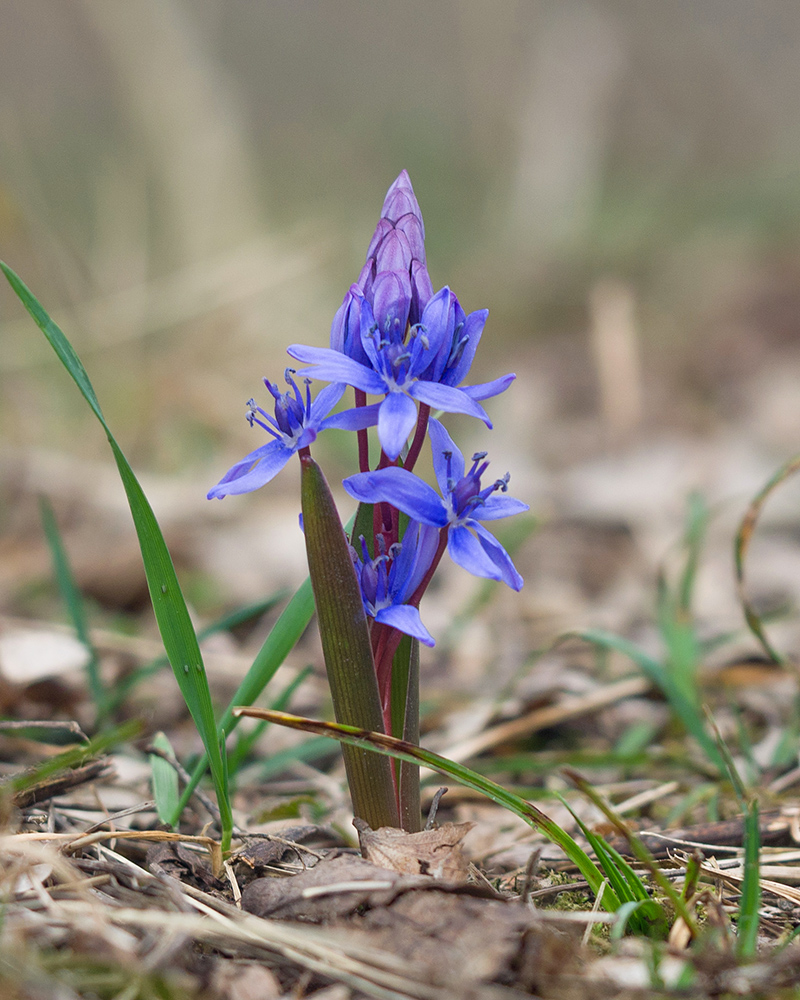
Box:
[354,818,474,882]
[240,853,413,921]
[147,842,226,893]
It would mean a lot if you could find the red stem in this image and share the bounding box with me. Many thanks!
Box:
[355,389,370,473]
[404,403,430,474]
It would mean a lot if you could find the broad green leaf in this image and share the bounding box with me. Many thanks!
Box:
[300,452,398,829]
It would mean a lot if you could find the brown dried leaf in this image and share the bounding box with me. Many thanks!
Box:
[240,853,413,921]
[354,818,474,882]
[147,842,226,893]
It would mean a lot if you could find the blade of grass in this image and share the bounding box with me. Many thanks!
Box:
[106,591,287,712]
[558,794,667,937]
[1,262,232,851]
[566,629,726,773]
[149,731,181,825]
[737,798,761,959]
[233,707,617,906]
[735,454,800,664]
[38,495,106,722]
[167,574,317,824]
[227,665,314,777]
[4,720,141,800]
[563,768,698,936]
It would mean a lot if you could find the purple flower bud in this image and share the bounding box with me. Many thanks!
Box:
[333,172,433,364]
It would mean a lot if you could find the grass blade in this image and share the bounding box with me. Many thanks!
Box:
[227,665,314,777]
[38,495,106,721]
[568,629,726,773]
[149,731,181,825]
[1,262,232,850]
[737,798,761,958]
[105,592,287,712]
[167,576,316,823]
[563,767,698,936]
[735,454,800,664]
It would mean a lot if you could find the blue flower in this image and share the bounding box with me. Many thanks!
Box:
[351,520,439,646]
[342,419,528,589]
[208,370,380,499]
[288,286,514,461]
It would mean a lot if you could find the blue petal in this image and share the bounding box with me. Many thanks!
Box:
[427,418,465,495]
[358,297,383,371]
[462,373,515,402]
[342,468,447,527]
[447,524,506,582]
[391,520,439,601]
[470,520,524,590]
[407,380,492,426]
[416,287,454,375]
[321,402,382,431]
[377,392,418,460]
[207,441,293,499]
[309,382,347,422]
[287,345,386,395]
[441,308,488,386]
[472,494,530,521]
[375,604,435,647]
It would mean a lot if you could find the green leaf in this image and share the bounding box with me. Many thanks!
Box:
[391,634,420,831]
[564,767,696,935]
[300,452,398,829]
[737,799,761,959]
[569,629,726,773]
[1,262,232,851]
[149,731,181,825]
[106,592,287,713]
[227,665,314,777]
[735,454,800,664]
[168,576,316,823]
[38,495,105,721]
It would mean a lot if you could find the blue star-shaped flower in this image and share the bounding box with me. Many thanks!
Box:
[351,520,439,646]
[288,287,514,461]
[207,370,380,499]
[342,419,528,589]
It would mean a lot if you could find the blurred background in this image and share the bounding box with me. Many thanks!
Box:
[3,0,800,699]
